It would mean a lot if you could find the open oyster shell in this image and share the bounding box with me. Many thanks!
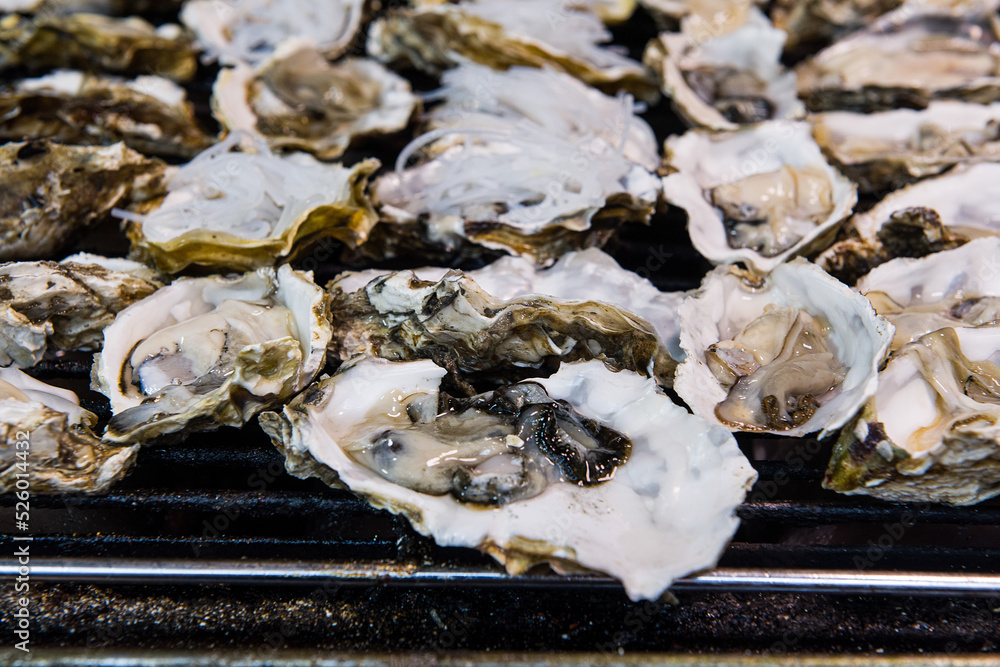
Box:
[825,238,1000,505]
[796,0,1000,112]
[661,121,857,274]
[0,13,197,81]
[643,7,804,130]
[1,367,137,494]
[675,259,893,436]
[212,40,418,160]
[118,133,379,274]
[0,256,162,368]
[0,70,213,158]
[260,358,756,601]
[810,101,1000,193]
[771,0,904,50]
[0,140,166,261]
[93,265,331,445]
[367,0,658,103]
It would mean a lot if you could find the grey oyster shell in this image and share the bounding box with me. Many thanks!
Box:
[771,0,904,50]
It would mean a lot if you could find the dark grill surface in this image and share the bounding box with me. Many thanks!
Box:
[2,3,1000,663]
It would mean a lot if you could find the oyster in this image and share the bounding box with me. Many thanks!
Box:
[116,133,379,274]
[0,13,197,81]
[810,101,1000,193]
[638,0,757,26]
[180,0,364,66]
[93,264,331,445]
[212,40,418,160]
[0,0,184,15]
[411,0,639,24]
[771,0,904,50]
[675,259,893,436]
[367,0,659,103]
[0,256,162,368]
[661,121,857,274]
[0,367,137,494]
[260,358,756,601]
[0,140,166,261]
[796,0,1000,112]
[0,70,213,158]
[644,7,804,129]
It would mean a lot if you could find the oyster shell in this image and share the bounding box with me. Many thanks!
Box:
[810,101,1000,193]
[93,264,331,445]
[643,7,804,129]
[0,70,213,158]
[639,0,757,26]
[661,121,857,274]
[675,259,893,436]
[411,0,639,24]
[796,0,1000,112]
[117,133,379,274]
[367,0,659,103]
[260,358,756,601]
[212,40,418,160]
[0,256,162,368]
[0,140,166,261]
[0,13,197,81]
[0,0,183,15]
[771,0,904,50]
[0,367,137,494]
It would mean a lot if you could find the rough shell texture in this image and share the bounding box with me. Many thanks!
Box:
[771,0,904,50]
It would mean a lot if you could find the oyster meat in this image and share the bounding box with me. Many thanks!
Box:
[260,358,756,601]
[1,366,137,494]
[0,140,166,261]
[117,133,379,273]
[675,259,893,436]
[93,265,331,445]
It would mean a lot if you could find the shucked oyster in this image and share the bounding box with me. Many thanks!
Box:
[661,121,856,274]
[0,13,197,81]
[1,367,137,494]
[0,70,213,158]
[0,256,161,368]
[826,238,1000,505]
[367,0,658,103]
[260,358,756,601]
[0,140,165,261]
[212,40,418,160]
[116,133,379,274]
[675,259,893,436]
[93,265,331,445]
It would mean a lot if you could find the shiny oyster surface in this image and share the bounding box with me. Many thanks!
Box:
[117,133,379,273]
[0,367,137,494]
[0,70,213,158]
[260,358,756,601]
[0,13,197,80]
[93,265,331,445]
[0,256,162,367]
[675,259,893,436]
[212,40,418,160]
[662,121,856,273]
[0,140,166,261]
[771,0,904,49]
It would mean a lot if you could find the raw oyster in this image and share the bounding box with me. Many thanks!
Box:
[260,358,756,601]
[0,0,184,15]
[644,7,804,129]
[180,0,364,66]
[771,0,904,50]
[675,259,893,436]
[0,13,197,81]
[661,121,857,274]
[796,0,1000,112]
[371,64,660,264]
[212,40,418,160]
[0,367,137,494]
[0,256,161,367]
[328,269,677,390]
[116,133,379,274]
[810,101,1000,193]
[0,70,213,158]
[0,140,166,261]
[367,0,659,103]
[93,265,331,445]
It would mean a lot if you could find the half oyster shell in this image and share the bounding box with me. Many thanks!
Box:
[771,0,904,50]
[260,358,756,601]
[0,367,137,494]
[93,265,331,445]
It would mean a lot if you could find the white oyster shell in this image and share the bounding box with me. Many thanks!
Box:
[260,358,756,601]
